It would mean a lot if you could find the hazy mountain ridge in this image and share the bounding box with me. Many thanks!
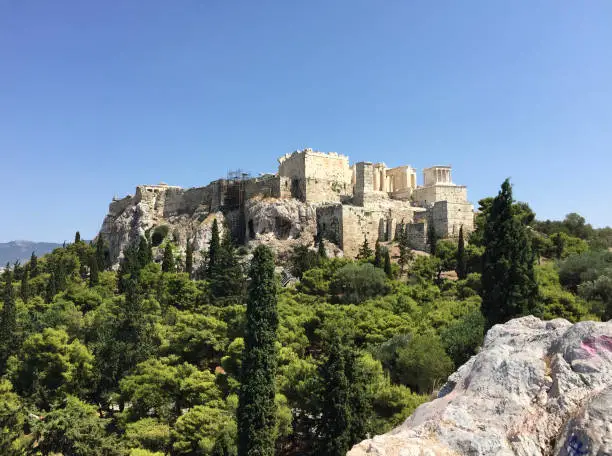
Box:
[0,241,62,265]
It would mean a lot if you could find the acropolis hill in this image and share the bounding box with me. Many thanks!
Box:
[99,148,474,264]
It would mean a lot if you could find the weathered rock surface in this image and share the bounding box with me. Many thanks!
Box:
[99,185,323,266]
[349,316,612,456]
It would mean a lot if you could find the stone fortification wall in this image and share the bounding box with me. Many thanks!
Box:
[109,195,134,217]
[412,185,467,206]
[339,201,420,257]
[432,200,474,238]
[406,221,427,251]
[243,174,281,200]
[278,149,352,203]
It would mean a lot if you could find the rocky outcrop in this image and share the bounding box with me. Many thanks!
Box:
[349,316,612,456]
[98,185,323,266]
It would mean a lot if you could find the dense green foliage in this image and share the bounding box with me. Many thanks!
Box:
[0,183,608,455]
[238,246,278,456]
[481,179,538,328]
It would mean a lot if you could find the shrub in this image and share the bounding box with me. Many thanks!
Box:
[151,225,170,247]
[330,263,389,304]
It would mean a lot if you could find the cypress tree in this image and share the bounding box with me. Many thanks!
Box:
[207,219,220,277]
[318,336,351,456]
[317,336,371,456]
[210,229,245,303]
[0,267,16,374]
[397,226,412,276]
[89,253,99,287]
[373,240,383,268]
[237,245,278,456]
[185,239,193,277]
[481,179,538,329]
[95,235,106,272]
[20,265,29,302]
[383,248,392,278]
[161,243,175,273]
[427,223,438,256]
[74,231,81,243]
[318,237,327,259]
[136,236,152,270]
[456,225,467,280]
[29,252,39,277]
[356,237,373,260]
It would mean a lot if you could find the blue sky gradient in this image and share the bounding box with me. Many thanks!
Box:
[1,1,611,242]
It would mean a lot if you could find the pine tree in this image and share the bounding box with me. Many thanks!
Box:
[0,267,16,374]
[383,248,392,278]
[427,223,438,256]
[356,237,373,260]
[20,265,29,302]
[74,231,81,243]
[161,243,175,273]
[237,245,278,456]
[373,240,383,268]
[456,225,467,280]
[185,239,194,277]
[481,179,538,329]
[207,219,221,277]
[29,252,38,277]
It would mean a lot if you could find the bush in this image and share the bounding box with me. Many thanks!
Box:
[395,333,454,394]
[440,310,485,368]
[151,225,170,247]
[330,263,389,304]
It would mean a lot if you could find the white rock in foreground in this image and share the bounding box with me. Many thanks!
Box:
[349,316,612,456]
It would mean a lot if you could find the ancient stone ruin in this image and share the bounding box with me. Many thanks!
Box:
[99,148,474,264]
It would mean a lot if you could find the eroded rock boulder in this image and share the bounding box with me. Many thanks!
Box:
[349,316,612,456]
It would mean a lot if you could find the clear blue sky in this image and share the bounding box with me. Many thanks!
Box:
[1,1,611,242]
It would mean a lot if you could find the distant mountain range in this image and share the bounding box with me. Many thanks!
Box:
[0,241,62,266]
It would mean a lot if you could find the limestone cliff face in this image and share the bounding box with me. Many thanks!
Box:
[98,185,319,266]
[349,316,612,456]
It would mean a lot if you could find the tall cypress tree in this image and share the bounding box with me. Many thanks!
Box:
[317,336,371,456]
[397,225,412,276]
[427,223,438,256]
[383,248,392,278]
[207,219,220,277]
[185,239,194,277]
[74,231,81,243]
[481,179,538,328]
[29,252,38,278]
[356,237,373,260]
[237,245,278,456]
[89,253,99,287]
[136,236,152,270]
[318,237,327,260]
[20,265,30,302]
[161,243,175,273]
[456,225,467,280]
[0,267,16,374]
[96,233,106,271]
[209,229,245,303]
[318,336,351,456]
[373,240,383,268]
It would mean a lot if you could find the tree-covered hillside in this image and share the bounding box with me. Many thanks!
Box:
[0,181,610,456]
